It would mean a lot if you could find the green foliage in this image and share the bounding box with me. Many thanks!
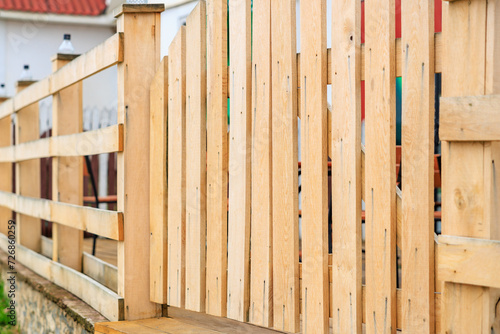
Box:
[0,279,16,333]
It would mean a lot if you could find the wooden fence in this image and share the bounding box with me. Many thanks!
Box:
[0,4,166,322]
[148,0,499,333]
[0,0,498,333]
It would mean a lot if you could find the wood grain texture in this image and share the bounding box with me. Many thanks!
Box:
[0,234,124,321]
[185,1,207,313]
[83,252,118,292]
[271,0,299,331]
[441,0,500,332]
[51,55,84,271]
[249,0,273,327]
[206,0,228,317]
[364,0,397,331]
[440,94,500,141]
[330,0,363,332]
[15,81,41,253]
[116,8,163,320]
[438,235,500,289]
[0,104,12,236]
[150,57,168,304]
[0,125,123,163]
[227,0,252,322]
[401,0,435,331]
[167,27,187,309]
[300,0,329,332]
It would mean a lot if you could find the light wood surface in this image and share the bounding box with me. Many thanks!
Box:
[438,235,500,289]
[185,1,207,313]
[441,0,500,332]
[271,0,299,331]
[227,0,252,322]
[330,0,363,332]
[167,26,187,309]
[401,0,435,332]
[300,0,329,332]
[0,98,12,236]
[15,81,41,253]
[150,57,168,304]
[83,251,118,292]
[51,55,84,271]
[206,0,228,318]
[364,0,397,332]
[116,7,163,320]
[249,0,273,327]
[0,233,124,321]
[440,94,500,141]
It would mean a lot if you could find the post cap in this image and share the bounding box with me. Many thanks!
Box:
[50,53,80,62]
[16,80,36,88]
[114,4,165,18]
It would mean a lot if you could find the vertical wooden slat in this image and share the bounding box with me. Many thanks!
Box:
[185,1,207,313]
[227,0,252,322]
[150,57,168,304]
[0,98,12,236]
[271,0,299,331]
[250,0,273,327]
[401,0,435,332]
[331,0,363,332]
[206,0,228,317]
[300,0,329,333]
[441,0,500,332]
[51,54,84,271]
[167,27,187,309]
[116,5,163,320]
[365,0,397,331]
[15,81,41,253]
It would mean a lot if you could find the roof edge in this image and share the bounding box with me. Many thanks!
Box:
[0,10,116,27]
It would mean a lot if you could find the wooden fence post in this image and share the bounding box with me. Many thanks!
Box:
[15,80,41,252]
[115,3,164,320]
[0,97,11,236]
[51,54,84,271]
[441,0,500,332]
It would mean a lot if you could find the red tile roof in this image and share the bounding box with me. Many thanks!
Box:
[0,0,107,16]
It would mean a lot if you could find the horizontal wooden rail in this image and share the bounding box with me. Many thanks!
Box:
[0,124,123,163]
[227,32,442,98]
[0,234,124,321]
[437,235,500,289]
[0,33,124,121]
[0,191,123,240]
[83,252,118,293]
[439,94,500,141]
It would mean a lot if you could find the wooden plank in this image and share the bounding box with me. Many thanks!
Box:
[116,7,163,320]
[0,233,124,321]
[249,0,272,327]
[206,0,228,317]
[0,190,123,240]
[167,27,187,309]
[300,0,328,333]
[441,0,500,333]
[0,124,123,163]
[330,0,363,332]
[0,34,123,121]
[401,0,435,331]
[150,57,168,304]
[113,4,165,16]
[51,55,83,271]
[83,252,118,292]
[437,235,500,289]
[227,0,252,322]
[271,0,299,331]
[0,105,12,236]
[185,1,207,313]
[167,307,290,334]
[51,33,124,93]
[440,94,500,141]
[364,0,397,331]
[15,81,41,253]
